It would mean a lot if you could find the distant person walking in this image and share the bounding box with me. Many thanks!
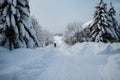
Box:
[5,26,16,50]
[54,43,56,47]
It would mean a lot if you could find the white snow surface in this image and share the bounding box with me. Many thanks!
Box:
[0,36,120,80]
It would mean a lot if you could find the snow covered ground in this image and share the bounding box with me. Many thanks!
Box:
[0,36,120,80]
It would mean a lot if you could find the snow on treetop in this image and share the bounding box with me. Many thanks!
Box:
[82,20,93,29]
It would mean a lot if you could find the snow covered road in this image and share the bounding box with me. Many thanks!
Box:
[0,36,120,80]
[40,53,108,80]
[39,36,108,80]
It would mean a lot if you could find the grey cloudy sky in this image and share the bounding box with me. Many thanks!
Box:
[29,0,120,34]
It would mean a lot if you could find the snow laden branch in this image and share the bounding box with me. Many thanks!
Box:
[0,0,38,50]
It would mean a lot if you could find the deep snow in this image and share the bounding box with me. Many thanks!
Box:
[0,36,120,80]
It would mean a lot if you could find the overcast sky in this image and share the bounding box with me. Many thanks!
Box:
[29,0,120,34]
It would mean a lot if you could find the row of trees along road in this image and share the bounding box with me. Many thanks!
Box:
[0,0,120,50]
[30,16,54,47]
[0,0,54,50]
[64,0,120,45]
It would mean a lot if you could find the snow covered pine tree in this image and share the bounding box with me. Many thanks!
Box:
[88,0,120,43]
[108,3,120,41]
[0,0,38,50]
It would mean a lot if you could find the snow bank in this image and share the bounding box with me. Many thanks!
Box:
[101,54,120,80]
[68,42,120,55]
[67,42,120,80]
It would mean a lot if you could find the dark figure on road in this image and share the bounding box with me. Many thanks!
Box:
[5,27,16,50]
[54,43,56,47]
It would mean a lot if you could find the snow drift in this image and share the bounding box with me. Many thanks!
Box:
[68,42,120,55]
